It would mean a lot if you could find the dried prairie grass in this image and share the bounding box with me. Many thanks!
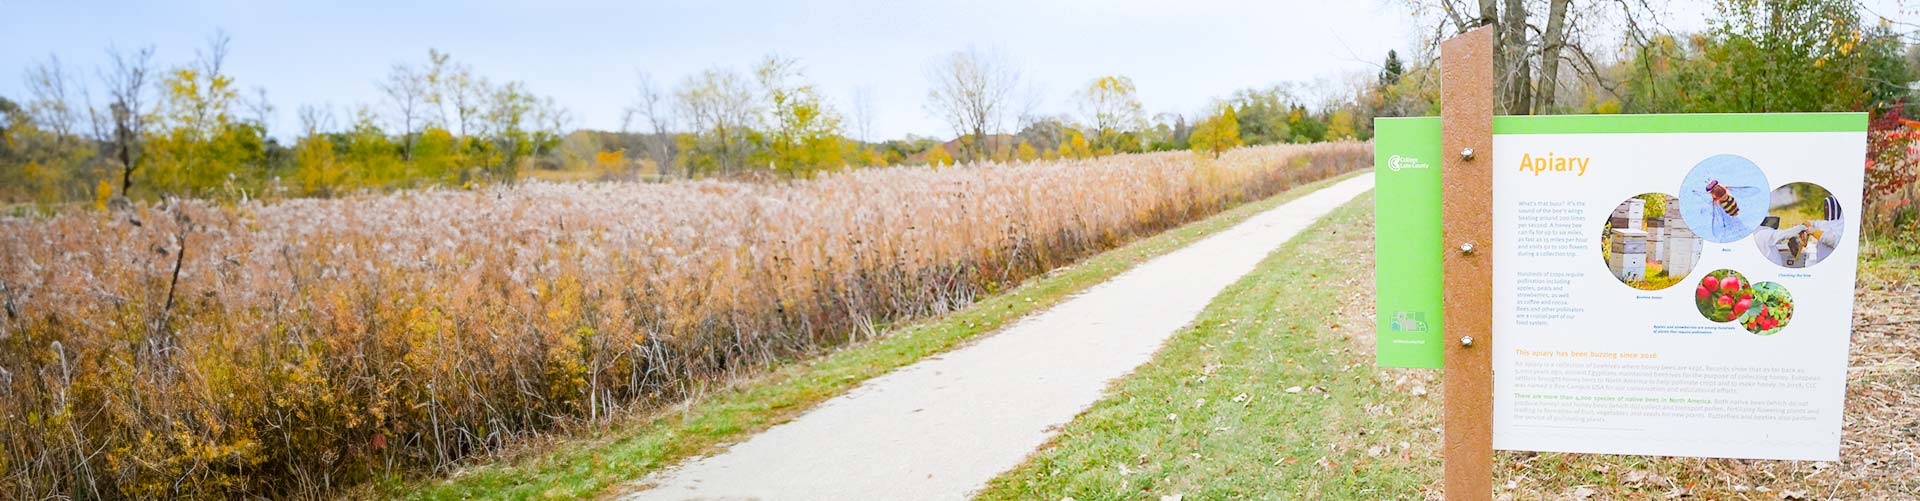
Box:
[0,143,1368,498]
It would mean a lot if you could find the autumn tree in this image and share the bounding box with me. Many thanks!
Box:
[143,31,268,197]
[755,55,848,177]
[1061,129,1093,159]
[1189,104,1241,159]
[1015,141,1038,162]
[1077,75,1146,153]
[924,143,953,167]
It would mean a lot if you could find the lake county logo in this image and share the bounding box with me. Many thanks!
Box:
[1390,310,1428,332]
[1388,155,1430,172]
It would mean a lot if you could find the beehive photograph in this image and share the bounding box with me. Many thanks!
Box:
[1601,193,1701,289]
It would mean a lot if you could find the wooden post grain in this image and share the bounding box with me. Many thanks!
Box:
[1440,26,1495,501]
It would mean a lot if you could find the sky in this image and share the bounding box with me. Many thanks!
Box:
[33,0,1911,143]
[0,0,1445,142]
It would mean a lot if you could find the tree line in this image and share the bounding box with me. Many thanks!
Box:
[5,0,1920,212]
[1392,0,1918,232]
[1,35,1383,208]
[1,31,574,207]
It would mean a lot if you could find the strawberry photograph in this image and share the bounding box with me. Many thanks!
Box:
[1738,281,1795,335]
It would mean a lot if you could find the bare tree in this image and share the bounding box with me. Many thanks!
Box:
[924,47,1019,162]
[297,103,336,135]
[379,62,430,160]
[673,68,757,176]
[420,49,485,136]
[100,44,155,196]
[1413,0,1662,115]
[850,84,875,144]
[24,55,83,142]
[1536,0,1571,110]
[623,71,676,176]
[446,72,486,138]
[246,87,274,136]
[198,30,232,79]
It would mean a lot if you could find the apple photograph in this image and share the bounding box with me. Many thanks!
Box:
[1752,182,1845,268]
[1694,269,1752,323]
[1601,193,1701,290]
[1678,154,1771,243]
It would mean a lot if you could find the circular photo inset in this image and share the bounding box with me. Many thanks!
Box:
[1751,182,1844,268]
[1693,269,1750,323]
[1600,193,1702,290]
[1678,154,1770,243]
[1739,281,1794,335]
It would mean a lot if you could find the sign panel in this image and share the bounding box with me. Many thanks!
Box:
[1374,118,1444,369]
[1375,113,1866,461]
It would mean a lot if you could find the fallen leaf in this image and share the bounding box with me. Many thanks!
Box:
[1573,486,1597,499]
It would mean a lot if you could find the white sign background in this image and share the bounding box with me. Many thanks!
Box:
[1491,130,1863,461]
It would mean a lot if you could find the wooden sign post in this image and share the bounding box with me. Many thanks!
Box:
[1440,26,1494,500]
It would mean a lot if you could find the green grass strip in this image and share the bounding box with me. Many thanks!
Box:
[975,192,1445,500]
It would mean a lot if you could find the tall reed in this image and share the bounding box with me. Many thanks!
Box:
[0,143,1369,498]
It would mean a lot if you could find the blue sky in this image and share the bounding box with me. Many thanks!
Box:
[0,0,1712,141]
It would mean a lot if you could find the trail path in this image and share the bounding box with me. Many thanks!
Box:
[625,174,1375,501]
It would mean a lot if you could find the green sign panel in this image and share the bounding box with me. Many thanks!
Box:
[1373,117,1444,369]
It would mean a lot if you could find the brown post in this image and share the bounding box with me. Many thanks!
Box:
[1440,26,1495,500]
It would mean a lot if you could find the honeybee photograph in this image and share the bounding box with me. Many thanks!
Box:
[1678,154,1771,242]
[1752,182,1844,268]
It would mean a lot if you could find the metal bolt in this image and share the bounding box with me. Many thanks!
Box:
[1460,147,1475,160]
[1459,242,1475,254]
[1460,335,1475,347]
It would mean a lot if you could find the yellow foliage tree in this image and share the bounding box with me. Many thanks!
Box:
[756,56,850,177]
[1016,142,1039,162]
[411,127,462,186]
[595,148,627,170]
[291,135,346,197]
[95,179,113,210]
[1189,104,1243,159]
[1327,109,1357,140]
[1062,130,1093,159]
[924,144,953,167]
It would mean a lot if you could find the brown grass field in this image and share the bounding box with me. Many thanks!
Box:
[0,143,1367,498]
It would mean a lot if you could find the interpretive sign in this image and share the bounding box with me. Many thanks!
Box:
[1375,113,1866,461]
